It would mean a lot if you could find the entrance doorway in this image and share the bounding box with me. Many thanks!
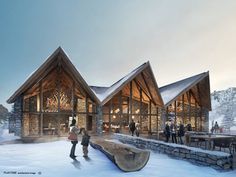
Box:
[87,115,93,131]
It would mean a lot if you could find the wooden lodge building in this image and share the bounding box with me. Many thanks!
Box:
[7,47,211,139]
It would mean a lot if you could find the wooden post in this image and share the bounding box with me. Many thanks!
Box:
[188,92,191,123]
[72,82,75,120]
[174,101,177,125]
[40,81,43,136]
[129,82,133,123]
[156,108,159,139]
[149,100,152,133]
[119,91,122,132]
[139,87,142,133]
[194,101,197,131]
[182,95,185,125]
[85,95,88,130]
[109,100,112,133]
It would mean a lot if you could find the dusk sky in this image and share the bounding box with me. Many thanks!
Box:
[1,0,236,110]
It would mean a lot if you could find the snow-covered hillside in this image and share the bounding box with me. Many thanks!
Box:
[210,87,236,131]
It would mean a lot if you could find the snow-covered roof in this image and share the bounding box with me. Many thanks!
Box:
[90,62,164,106]
[160,72,209,107]
[95,62,147,103]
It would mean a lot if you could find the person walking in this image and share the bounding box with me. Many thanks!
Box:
[81,129,90,157]
[178,122,185,144]
[129,119,136,136]
[135,121,141,137]
[164,122,170,143]
[170,121,177,144]
[68,119,80,159]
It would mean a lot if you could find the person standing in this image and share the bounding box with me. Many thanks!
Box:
[81,129,90,157]
[135,121,141,137]
[164,122,170,143]
[214,121,219,133]
[170,121,177,144]
[68,119,80,159]
[129,119,136,136]
[178,122,185,144]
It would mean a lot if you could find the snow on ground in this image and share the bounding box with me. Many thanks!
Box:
[0,129,20,143]
[0,140,235,177]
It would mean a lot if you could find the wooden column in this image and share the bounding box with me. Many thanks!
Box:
[174,101,177,125]
[72,82,75,119]
[182,95,185,125]
[188,93,191,123]
[200,107,203,131]
[40,81,43,136]
[109,101,112,133]
[85,95,88,130]
[149,100,152,133]
[129,82,133,123]
[194,101,197,131]
[139,87,142,132]
[156,108,159,139]
[119,91,122,132]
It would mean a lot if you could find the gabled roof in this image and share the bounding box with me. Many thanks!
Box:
[159,72,211,110]
[90,62,164,107]
[7,47,100,104]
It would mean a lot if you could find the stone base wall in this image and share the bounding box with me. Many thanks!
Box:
[114,134,233,171]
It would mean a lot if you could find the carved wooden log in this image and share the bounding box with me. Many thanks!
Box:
[90,140,150,172]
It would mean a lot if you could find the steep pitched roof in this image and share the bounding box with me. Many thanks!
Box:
[159,72,211,110]
[7,47,100,104]
[90,62,164,107]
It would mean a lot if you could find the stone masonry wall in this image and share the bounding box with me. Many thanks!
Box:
[114,134,233,171]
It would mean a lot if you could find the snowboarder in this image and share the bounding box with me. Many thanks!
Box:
[129,119,136,136]
[81,129,90,157]
[177,121,185,144]
[164,121,170,142]
[68,119,80,159]
[135,121,140,137]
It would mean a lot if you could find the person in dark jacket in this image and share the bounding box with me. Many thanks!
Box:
[186,123,192,131]
[178,122,185,144]
[164,122,170,142]
[170,121,177,144]
[129,119,136,136]
[81,129,90,157]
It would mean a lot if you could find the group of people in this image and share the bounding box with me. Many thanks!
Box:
[68,119,90,160]
[129,119,141,137]
[164,121,192,144]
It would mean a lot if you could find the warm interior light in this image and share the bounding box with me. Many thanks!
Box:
[115,108,120,113]
[113,115,116,119]
[135,109,140,113]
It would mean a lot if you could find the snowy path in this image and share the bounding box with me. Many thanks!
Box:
[0,140,235,177]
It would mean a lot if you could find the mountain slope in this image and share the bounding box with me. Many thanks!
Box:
[209,87,236,131]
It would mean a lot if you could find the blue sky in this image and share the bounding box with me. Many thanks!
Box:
[1,0,236,111]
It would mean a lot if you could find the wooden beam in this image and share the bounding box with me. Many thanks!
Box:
[195,101,197,131]
[141,72,155,104]
[134,78,152,102]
